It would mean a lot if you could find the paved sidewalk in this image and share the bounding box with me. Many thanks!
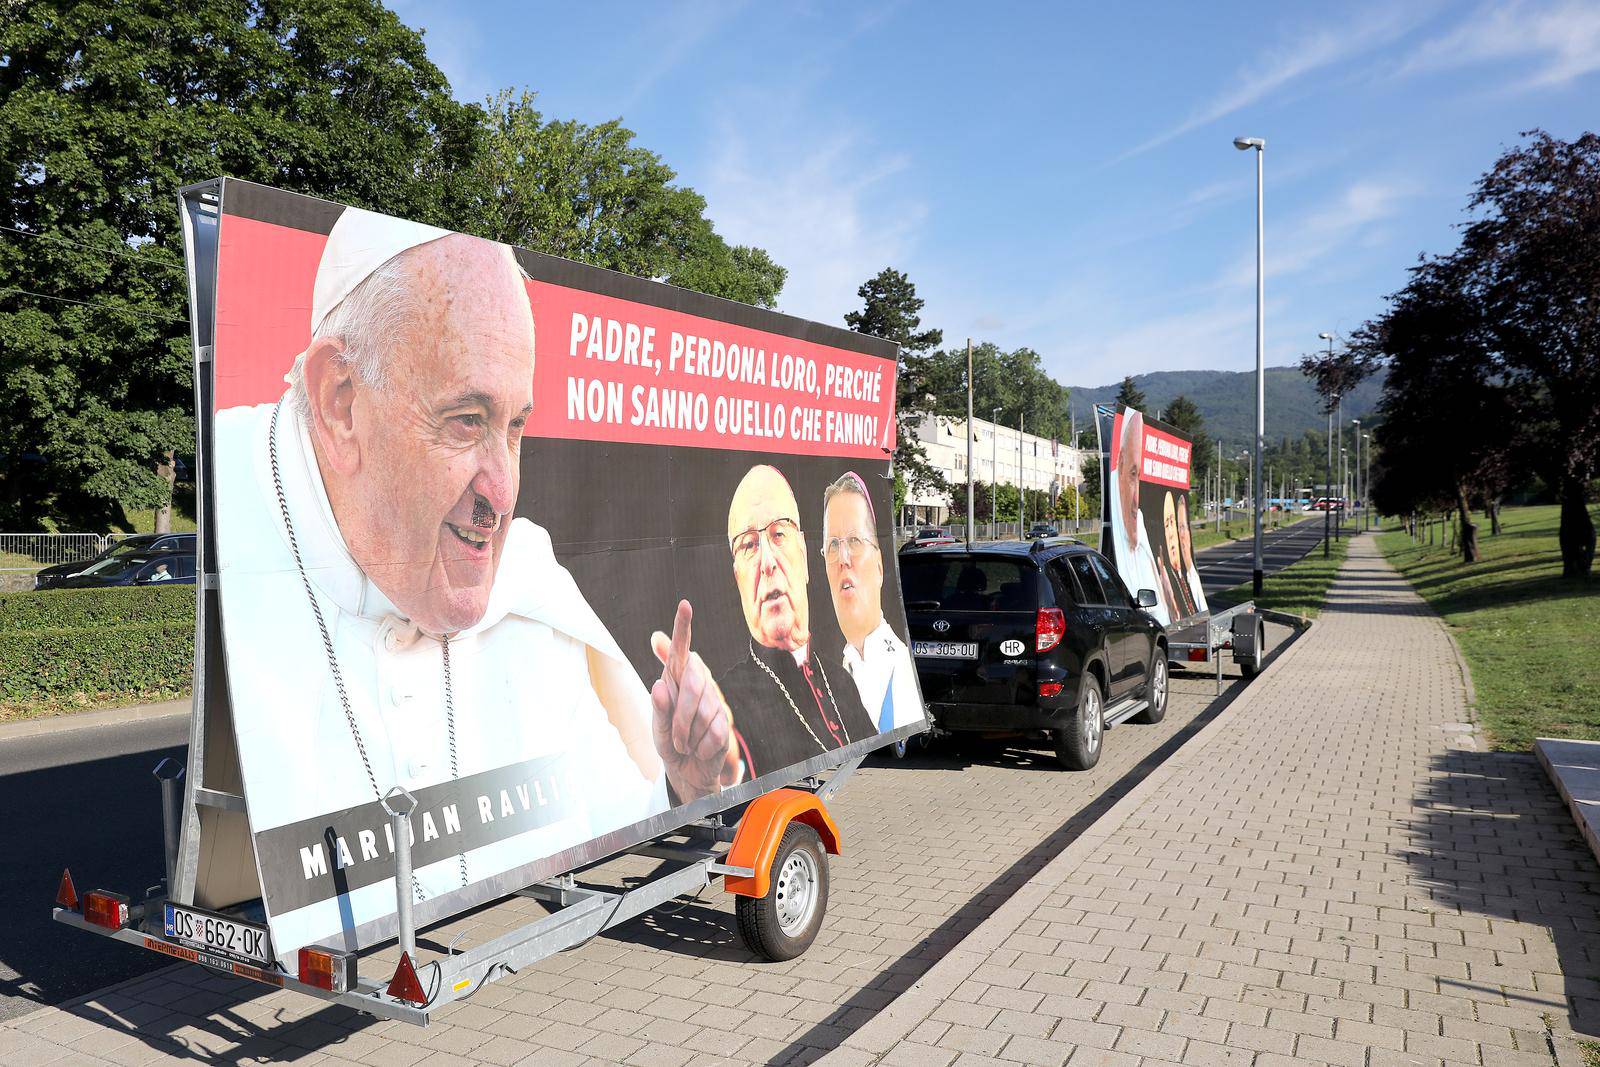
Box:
[829,535,1600,1067]
[0,627,1284,1064]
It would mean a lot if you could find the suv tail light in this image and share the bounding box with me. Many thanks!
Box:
[1036,608,1065,653]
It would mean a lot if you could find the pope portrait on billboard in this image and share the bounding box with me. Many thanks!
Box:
[211,208,738,945]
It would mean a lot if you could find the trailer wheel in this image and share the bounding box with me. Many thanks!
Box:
[1135,653,1168,724]
[1238,620,1264,680]
[1054,676,1103,770]
[736,822,829,962]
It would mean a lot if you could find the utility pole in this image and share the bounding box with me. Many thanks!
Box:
[991,407,1000,539]
[1351,419,1362,532]
[1216,440,1223,532]
[965,339,973,548]
[1018,414,1025,536]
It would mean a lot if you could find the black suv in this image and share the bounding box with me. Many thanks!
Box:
[33,533,197,590]
[900,540,1167,770]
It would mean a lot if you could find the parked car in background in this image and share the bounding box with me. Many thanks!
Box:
[899,539,1167,771]
[33,533,197,590]
[902,526,957,551]
[1025,522,1059,539]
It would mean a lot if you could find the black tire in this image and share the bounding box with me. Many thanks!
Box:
[1239,621,1264,680]
[878,736,909,760]
[1054,675,1104,770]
[735,823,829,962]
[1136,651,1168,724]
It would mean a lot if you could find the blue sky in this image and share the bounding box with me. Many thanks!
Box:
[391,1,1600,389]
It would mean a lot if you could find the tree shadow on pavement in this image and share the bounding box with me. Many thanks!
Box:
[1403,746,1600,1038]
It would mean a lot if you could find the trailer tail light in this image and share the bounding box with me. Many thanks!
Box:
[56,869,79,911]
[387,951,427,1006]
[83,890,129,931]
[298,945,357,993]
[1036,608,1065,653]
[1187,648,1207,662]
[1038,682,1064,698]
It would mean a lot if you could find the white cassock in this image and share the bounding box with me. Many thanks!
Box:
[842,619,924,733]
[1185,559,1207,614]
[1115,507,1170,626]
[212,399,668,952]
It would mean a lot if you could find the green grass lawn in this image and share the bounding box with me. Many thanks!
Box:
[1208,531,1351,619]
[1377,504,1600,751]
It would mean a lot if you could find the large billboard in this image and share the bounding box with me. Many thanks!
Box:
[186,181,925,962]
[1100,404,1206,627]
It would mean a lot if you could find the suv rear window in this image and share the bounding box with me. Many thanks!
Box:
[901,557,1036,612]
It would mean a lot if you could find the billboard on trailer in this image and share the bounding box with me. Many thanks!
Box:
[1097,403,1207,627]
[181,180,925,963]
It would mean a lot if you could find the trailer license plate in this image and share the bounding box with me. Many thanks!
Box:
[913,640,979,659]
[164,904,269,966]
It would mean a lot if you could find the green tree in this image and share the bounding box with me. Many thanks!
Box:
[926,342,1072,441]
[1115,375,1147,411]
[1161,394,1211,490]
[0,0,483,529]
[844,268,944,494]
[470,89,785,307]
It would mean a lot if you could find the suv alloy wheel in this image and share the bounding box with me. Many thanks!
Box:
[1054,674,1103,770]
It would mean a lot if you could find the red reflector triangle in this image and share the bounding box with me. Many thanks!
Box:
[56,869,79,910]
[386,951,427,1006]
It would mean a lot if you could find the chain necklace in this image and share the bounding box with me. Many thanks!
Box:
[747,640,853,754]
[268,402,468,896]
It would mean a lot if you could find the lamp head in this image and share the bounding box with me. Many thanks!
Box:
[1233,136,1266,151]
[1318,331,1334,341]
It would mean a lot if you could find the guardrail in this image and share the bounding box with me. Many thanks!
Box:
[0,532,139,573]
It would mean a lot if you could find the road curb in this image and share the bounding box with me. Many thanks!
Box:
[0,699,189,743]
[822,613,1323,1063]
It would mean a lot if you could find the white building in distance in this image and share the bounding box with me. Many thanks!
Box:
[901,413,1098,526]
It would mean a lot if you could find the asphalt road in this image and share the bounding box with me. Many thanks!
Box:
[1192,513,1355,596]
[0,714,187,1023]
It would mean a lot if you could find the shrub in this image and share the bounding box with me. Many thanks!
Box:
[0,585,195,632]
[0,620,194,702]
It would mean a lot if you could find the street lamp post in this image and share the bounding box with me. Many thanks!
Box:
[1317,332,1335,557]
[992,407,1001,538]
[1235,135,1267,596]
[1018,414,1025,537]
[1351,419,1362,531]
[1363,432,1372,531]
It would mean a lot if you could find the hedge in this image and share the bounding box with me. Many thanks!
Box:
[0,620,195,702]
[0,585,195,632]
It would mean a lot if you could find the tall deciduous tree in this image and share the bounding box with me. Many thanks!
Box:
[845,269,944,494]
[1459,130,1600,578]
[0,0,483,528]
[470,90,785,307]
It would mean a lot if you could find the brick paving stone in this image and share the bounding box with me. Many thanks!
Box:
[825,536,1600,1065]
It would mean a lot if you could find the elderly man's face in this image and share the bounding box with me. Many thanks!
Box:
[728,466,810,651]
[823,491,882,649]
[1162,493,1182,570]
[328,236,533,634]
[1177,497,1194,564]
[1118,419,1142,545]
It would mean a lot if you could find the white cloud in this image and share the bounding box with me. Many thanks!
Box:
[1397,0,1600,90]
[1114,7,1432,163]
[1223,178,1416,289]
[618,2,748,111]
[697,123,926,325]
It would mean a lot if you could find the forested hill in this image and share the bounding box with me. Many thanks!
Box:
[1067,366,1386,445]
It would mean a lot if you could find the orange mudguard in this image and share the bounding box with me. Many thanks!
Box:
[723,788,841,898]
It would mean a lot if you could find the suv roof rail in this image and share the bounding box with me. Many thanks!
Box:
[1029,536,1086,552]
